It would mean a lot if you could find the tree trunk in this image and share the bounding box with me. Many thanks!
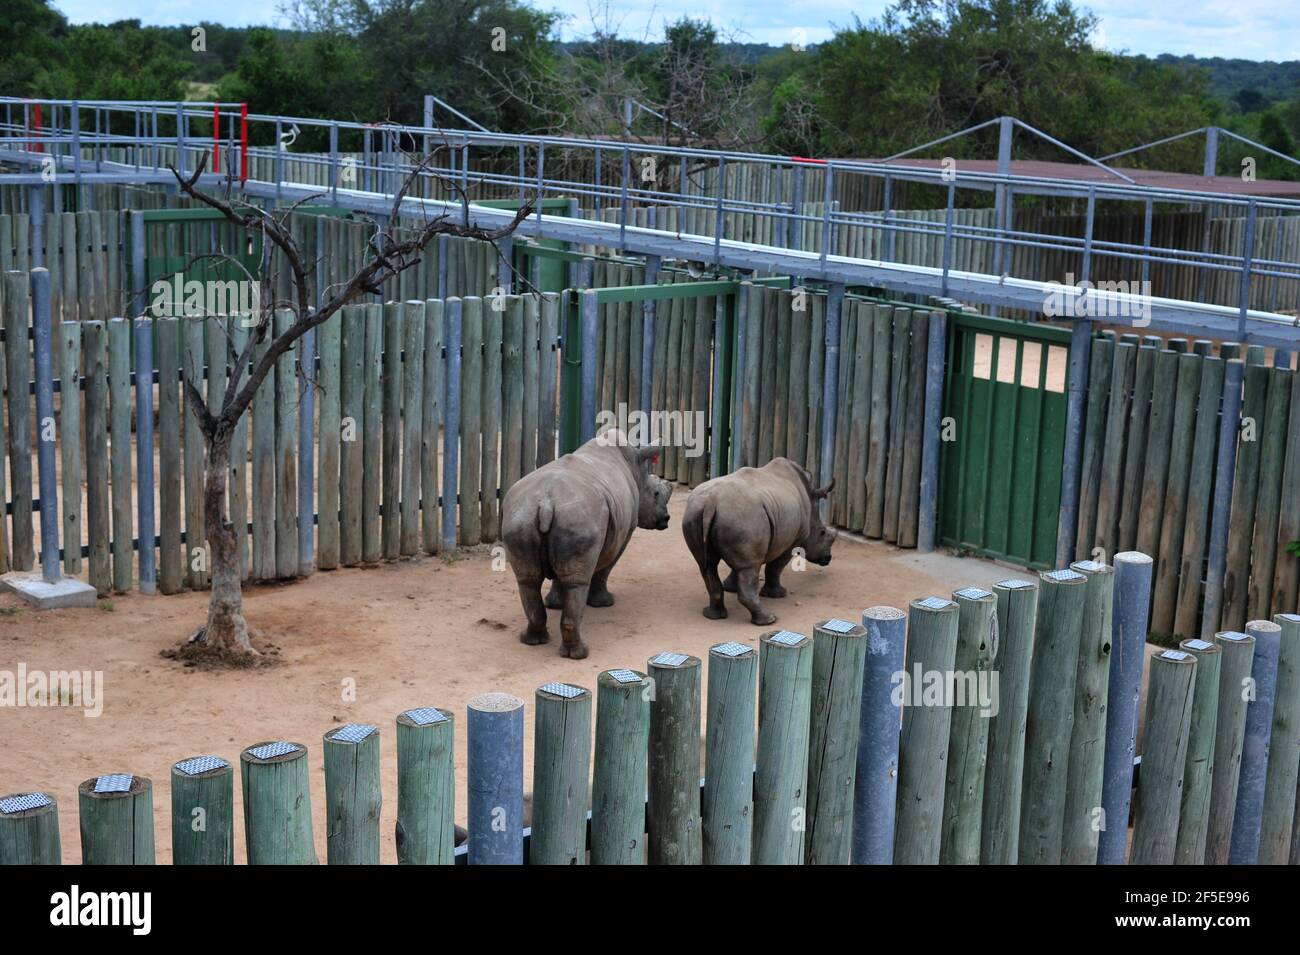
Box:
[197,426,255,654]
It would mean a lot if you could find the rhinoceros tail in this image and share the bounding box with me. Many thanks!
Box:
[683,496,714,569]
[537,497,555,535]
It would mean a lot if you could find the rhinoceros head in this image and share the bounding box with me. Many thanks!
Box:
[633,446,673,531]
[795,468,836,566]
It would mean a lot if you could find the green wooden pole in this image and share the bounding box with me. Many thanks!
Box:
[1131,649,1198,864]
[182,317,208,588]
[806,618,868,864]
[1259,613,1300,864]
[481,298,504,537]
[156,316,183,593]
[108,318,134,592]
[78,775,155,865]
[58,322,82,577]
[395,707,456,865]
[1061,560,1115,865]
[83,320,111,593]
[251,323,276,578]
[459,297,483,545]
[400,300,426,557]
[1204,630,1256,864]
[940,587,996,865]
[421,299,445,553]
[0,792,61,864]
[361,302,383,561]
[895,598,959,864]
[755,629,812,865]
[646,651,702,865]
[170,756,234,865]
[704,641,758,865]
[323,724,381,864]
[317,310,342,570]
[980,577,1038,864]
[382,302,403,559]
[1173,637,1222,864]
[3,271,33,570]
[274,308,299,577]
[531,681,592,865]
[591,669,650,865]
[241,741,317,865]
[1019,567,1088,864]
[339,304,365,565]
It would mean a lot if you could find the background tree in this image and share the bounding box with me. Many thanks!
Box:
[167,153,531,657]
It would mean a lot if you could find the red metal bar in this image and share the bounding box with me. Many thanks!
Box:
[212,104,221,174]
[32,102,44,153]
[790,155,825,165]
[240,103,249,182]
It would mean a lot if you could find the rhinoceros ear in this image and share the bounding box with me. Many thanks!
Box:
[636,445,661,467]
[813,478,835,499]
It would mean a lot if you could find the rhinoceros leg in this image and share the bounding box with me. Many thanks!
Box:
[544,581,564,609]
[701,558,728,619]
[720,568,739,593]
[558,581,591,659]
[587,568,616,607]
[735,567,777,626]
[517,578,551,645]
[760,551,792,599]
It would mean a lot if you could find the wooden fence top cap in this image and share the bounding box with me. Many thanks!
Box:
[469,692,524,712]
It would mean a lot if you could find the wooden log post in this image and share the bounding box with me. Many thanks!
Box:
[83,320,111,593]
[592,669,650,864]
[704,641,758,865]
[853,606,907,864]
[1097,551,1154,864]
[339,304,365,565]
[941,587,996,865]
[1205,630,1257,864]
[1130,649,1198,864]
[1019,567,1089,864]
[395,707,456,865]
[0,792,61,864]
[107,318,133,592]
[647,651,702,865]
[806,618,868,864]
[381,302,403,559]
[754,629,813,865]
[170,755,234,865]
[361,302,383,561]
[1259,614,1300,864]
[466,692,524,865]
[323,723,382,864]
[1228,619,1282,863]
[530,682,592,865]
[980,577,1039,864]
[895,598,959,865]
[2,271,33,571]
[240,741,317,865]
[1061,560,1115,865]
[58,321,82,578]
[78,774,155,865]
[1172,638,1222,864]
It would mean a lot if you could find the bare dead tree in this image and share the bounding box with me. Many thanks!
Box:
[167,152,531,656]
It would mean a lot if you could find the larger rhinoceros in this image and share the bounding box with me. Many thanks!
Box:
[501,430,672,659]
[681,458,834,625]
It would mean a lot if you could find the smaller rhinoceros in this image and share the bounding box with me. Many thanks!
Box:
[501,429,672,659]
[681,458,834,625]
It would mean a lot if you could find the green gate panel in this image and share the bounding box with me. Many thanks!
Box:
[939,313,1070,570]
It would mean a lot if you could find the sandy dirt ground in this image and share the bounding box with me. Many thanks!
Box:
[2,493,1040,863]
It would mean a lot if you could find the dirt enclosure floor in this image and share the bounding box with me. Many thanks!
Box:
[2,493,1023,863]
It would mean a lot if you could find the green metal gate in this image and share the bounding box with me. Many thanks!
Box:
[938,313,1071,569]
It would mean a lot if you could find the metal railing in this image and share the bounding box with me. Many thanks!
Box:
[2,96,1299,345]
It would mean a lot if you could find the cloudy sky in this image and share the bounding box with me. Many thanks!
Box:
[50,0,1300,61]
